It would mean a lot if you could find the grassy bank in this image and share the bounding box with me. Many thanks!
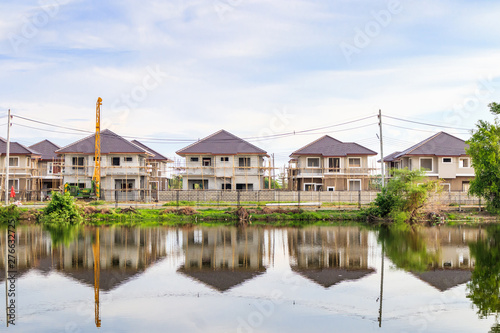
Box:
[2,204,497,227]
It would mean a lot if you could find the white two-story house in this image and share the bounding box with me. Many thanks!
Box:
[176,130,268,190]
[288,135,377,191]
[56,129,154,201]
[381,132,474,191]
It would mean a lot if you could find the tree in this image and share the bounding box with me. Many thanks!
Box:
[371,168,441,224]
[466,103,500,213]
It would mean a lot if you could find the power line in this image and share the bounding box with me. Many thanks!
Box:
[384,122,470,135]
[383,115,472,131]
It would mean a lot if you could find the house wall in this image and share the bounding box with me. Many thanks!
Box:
[289,155,372,191]
[182,154,267,190]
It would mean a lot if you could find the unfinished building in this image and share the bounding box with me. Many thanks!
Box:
[29,139,63,199]
[131,140,173,199]
[1,137,41,200]
[176,130,269,190]
[56,129,155,201]
[288,135,377,191]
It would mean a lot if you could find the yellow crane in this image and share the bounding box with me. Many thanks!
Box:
[92,228,101,327]
[93,97,102,198]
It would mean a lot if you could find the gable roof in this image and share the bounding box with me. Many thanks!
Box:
[395,132,468,158]
[176,130,267,156]
[292,267,375,288]
[177,266,266,292]
[29,140,61,161]
[412,269,472,292]
[378,151,401,163]
[131,140,173,162]
[0,138,41,156]
[290,135,377,157]
[56,129,150,155]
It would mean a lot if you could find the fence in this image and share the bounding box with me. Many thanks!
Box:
[158,190,481,208]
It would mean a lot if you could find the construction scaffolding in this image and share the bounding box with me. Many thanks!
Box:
[176,155,278,191]
[0,159,41,201]
[286,161,378,191]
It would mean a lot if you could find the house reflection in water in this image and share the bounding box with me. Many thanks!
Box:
[413,227,484,292]
[0,227,172,290]
[287,227,375,288]
[178,227,265,292]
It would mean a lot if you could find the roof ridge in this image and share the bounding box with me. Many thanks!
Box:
[396,132,442,158]
[176,130,224,154]
[290,135,340,156]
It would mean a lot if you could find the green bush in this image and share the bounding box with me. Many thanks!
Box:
[42,191,82,224]
[0,205,20,222]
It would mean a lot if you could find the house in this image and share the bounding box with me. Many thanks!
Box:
[176,130,269,190]
[131,140,173,196]
[177,227,265,292]
[1,137,41,200]
[381,132,474,191]
[29,139,63,199]
[288,135,377,191]
[56,129,154,201]
[287,227,375,288]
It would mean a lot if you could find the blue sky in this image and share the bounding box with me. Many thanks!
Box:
[1,0,500,166]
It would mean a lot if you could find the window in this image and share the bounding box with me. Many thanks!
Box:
[442,157,452,163]
[327,186,335,192]
[221,183,232,190]
[124,157,133,162]
[441,183,451,192]
[328,158,340,172]
[27,158,31,167]
[9,157,19,167]
[72,157,84,169]
[462,181,470,192]
[348,179,361,191]
[420,158,433,171]
[220,157,229,162]
[47,162,53,175]
[239,157,251,168]
[307,158,320,168]
[190,157,199,162]
[348,158,361,168]
[459,158,469,168]
[112,157,121,166]
[8,179,19,192]
[236,183,253,190]
[202,157,212,166]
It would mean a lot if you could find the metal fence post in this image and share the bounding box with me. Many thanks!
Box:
[176,189,179,208]
[459,192,461,212]
[358,190,361,210]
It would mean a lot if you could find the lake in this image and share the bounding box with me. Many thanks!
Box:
[0,224,498,332]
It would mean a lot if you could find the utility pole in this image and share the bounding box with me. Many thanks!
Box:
[272,153,275,189]
[5,109,11,205]
[378,109,385,188]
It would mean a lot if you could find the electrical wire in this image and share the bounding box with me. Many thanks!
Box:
[384,115,472,131]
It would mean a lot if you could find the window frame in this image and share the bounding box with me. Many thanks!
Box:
[442,157,452,163]
[190,157,199,162]
[419,157,433,172]
[348,179,361,191]
[348,157,361,168]
[111,157,121,166]
[9,157,19,167]
[306,157,320,168]
[459,157,470,168]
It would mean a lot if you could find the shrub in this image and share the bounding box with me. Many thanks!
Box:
[42,191,82,224]
[0,205,20,222]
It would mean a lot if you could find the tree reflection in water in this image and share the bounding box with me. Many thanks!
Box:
[44,224,82,247]
[377,227,439,272]
[467,225,500,332]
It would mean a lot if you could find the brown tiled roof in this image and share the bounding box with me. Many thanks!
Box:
[0,138,41,156]
[56,129,150,155]
[177,266,266,292]
[131,140,173,162]
[291,267,375,288]
[176,130,267,155]
[412,269,472,292]
[29,140,62,161]
[396,132,468,158]
[378,151,401,163]
[290,135,377,157]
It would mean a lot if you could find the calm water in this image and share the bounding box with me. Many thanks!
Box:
[0,224,498,332]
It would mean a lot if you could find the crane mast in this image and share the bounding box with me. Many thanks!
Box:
[93,97,102,198]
